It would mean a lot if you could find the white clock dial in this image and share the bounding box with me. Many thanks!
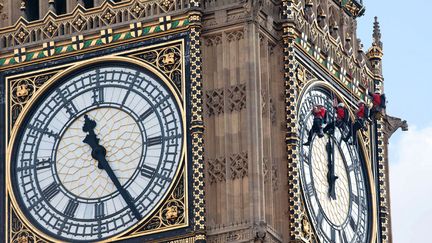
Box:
[57,107,143,198]
[298,87,370,243]
[11,64,184,242]
[310,134,350,226]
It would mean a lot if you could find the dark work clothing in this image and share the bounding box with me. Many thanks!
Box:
[306,118,325,144]
[344,118,365,143]
[304,106,327,145]
[324,120,345,134]
[324,107,348,135]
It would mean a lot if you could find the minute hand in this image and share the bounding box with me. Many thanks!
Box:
[326,138,338,200]
[82,115,142,221]
[97,156,142,221]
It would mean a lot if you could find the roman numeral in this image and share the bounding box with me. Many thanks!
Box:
[146,136,162,147]
[92,87,104,105]
[64,200,79,217]
[121,73,139,106]
[141,165,156,179]
[36,158,52,170]
[316,211,324,226]
[56,90,78,117]
[43,182,60,201]
[347,164,355,172]
[27,125,59,139]
[330,228,336,242]
[352,193,359,205]
[139,108,154,121]
[339,230,349,243]
[349,215,357,230]
[306,183,315,196]
[95,202,104,219]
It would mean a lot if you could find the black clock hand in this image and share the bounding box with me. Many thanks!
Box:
[82,115,142,221]
[326,137,338,200]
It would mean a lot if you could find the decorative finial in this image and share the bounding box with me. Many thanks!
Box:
[20,0,27,19]
[77,0,85,7]
[357,39,365,63]
[373,16,383,48]
[48,0,56,13]
[317,6,326,17]
[345,32,352,54]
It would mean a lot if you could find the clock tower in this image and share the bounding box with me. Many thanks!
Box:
[0,0,405,242]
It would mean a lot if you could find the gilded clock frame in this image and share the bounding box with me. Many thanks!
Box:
[3,40,193,242]
[296,80,378,243]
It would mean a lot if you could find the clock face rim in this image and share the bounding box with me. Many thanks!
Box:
[296,83,375,243]
[6,57,187,242]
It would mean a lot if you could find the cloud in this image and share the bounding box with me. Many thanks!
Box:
[389,126,432,242]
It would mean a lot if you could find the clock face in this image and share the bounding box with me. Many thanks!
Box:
[11,63,184,242]
[298,87,370,243]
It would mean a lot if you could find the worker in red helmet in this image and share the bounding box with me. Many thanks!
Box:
[304,104,327,146]
[324,102,349,135]
[343,101,369,144]
[369,90,386,119]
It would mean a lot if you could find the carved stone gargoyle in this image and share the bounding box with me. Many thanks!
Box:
[383,114,408,139]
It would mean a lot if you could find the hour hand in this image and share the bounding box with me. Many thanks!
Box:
[82,115,105,169]
[82,114,142,220]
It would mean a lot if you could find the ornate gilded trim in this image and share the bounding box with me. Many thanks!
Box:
[282,0,302,240]
[0,0,190,43]
[5,46,190,242]
[0,17,189,69]
[124,174,188,239]
[295,80,379,243]
[188,8,207,241]
[333,0,365,18]
[291,1,375,101]
[6,39,187,134]
[132,43,184,92]
[376,118,389,243]
[8,70,59,129]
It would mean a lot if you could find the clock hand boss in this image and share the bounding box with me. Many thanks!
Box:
[82,114,142,221]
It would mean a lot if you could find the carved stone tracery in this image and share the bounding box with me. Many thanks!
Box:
[204,83,247,117]
[205,88,224,117]
[230,152,248,180]
[206,152,249,183]
[227,83,246,113]
[207,157,226,184]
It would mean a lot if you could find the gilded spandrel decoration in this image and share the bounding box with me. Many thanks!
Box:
[299,209,318,243]
[134,44,183,91]
[10,205,46,243]
[132,175,186,233]
[9,71,58,129]
[360,127,371,160]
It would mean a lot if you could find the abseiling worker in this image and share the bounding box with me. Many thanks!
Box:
[304,104,327,146]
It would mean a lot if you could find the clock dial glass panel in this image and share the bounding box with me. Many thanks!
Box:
[298,87,370,243]
[11,64,184,242]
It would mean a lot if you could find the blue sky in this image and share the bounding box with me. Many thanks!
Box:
[357,1,432,241]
